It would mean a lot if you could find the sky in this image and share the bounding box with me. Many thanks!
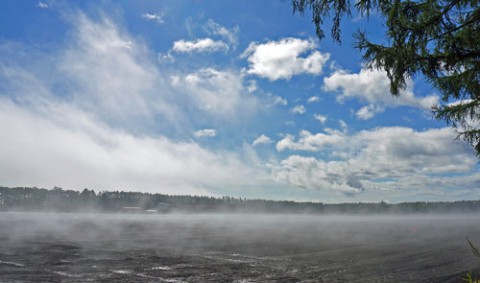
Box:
[0,0,479,203]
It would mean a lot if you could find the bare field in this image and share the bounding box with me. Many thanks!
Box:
[0,212,479,282]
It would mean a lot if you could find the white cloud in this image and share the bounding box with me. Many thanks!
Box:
[272,95,288,106]
[57,14,182,129]
[291,105,306,114]
[172,38,229,53]
[194,128,217,138]
[205,19,238,46]
[158,51,175,63]
[37,1,48,8]
[58,14,255,124]
[0,99,260,194]
[276,129,344,152]
[355,105,381,120]
[0,14,265,195]
[246,80,257,93]
[241,38,330,80]
[170,68,257,117]
[353,127,475,174]
[323,67,439,119]
[273,155,365,194]
[2,11,477,202]
[307,96,320,103]
[141,13,165,24]
[253,134,273,146]
[170,20,238,55]
[272,127,477,193]
[314,113,327,124]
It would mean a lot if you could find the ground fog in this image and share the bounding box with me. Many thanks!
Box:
[0,212,479,282]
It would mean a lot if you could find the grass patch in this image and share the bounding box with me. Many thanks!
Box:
[464,239,480,283]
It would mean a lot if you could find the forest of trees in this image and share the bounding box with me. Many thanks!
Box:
[1,186,480,214]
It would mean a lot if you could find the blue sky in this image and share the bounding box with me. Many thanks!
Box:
[0,0,479,203]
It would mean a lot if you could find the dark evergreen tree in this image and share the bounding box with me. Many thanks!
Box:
[291,0,480,154]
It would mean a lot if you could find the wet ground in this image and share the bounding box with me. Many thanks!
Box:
[0,212,479,282]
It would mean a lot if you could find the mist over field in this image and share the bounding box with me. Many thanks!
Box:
[1,0,479,282]
[1,212,479,282]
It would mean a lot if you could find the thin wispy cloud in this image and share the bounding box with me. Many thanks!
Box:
[194,129,217,138]
[170,68,258,118]
[37,1,48,9]
[173,38,229,53]
[171,20,237,54]
[272,95,288,106]
[205,19,238,46]
[307,96,320,103]
[141,13,164,24]
[314,113,327,124]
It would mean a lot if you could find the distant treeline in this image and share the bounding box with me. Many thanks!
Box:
[1,186,480,214]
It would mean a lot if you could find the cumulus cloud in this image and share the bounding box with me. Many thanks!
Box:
[323,67,439,119]
[141,13,165,24]
[194,128,217,138]
[172,38,229,53]
[314,113,327,124]
[241,38,330,80]
[355,104,383,120]
[273,155,365,194]
[253,134,273,146]
[291,105,306,114]
[276,129,344,151]
[272,127,477,193]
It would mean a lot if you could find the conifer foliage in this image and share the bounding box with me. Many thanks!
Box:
[292,0,480,154]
